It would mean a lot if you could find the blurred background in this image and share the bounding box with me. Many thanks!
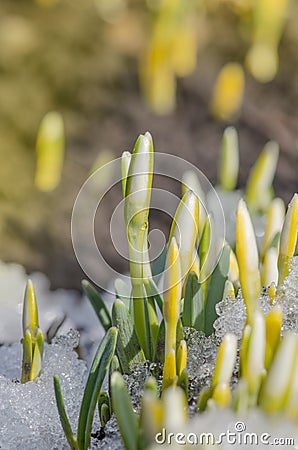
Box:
[1,0,297,290]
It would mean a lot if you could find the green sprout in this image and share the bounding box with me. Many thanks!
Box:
[236,199,261,323]
[98,391,111,429]
[278,193,298,285]
[260,197,285,259]
[246,141,279,214]
[218,126,239,192]
[181,170,207,237]
[124,132,156,360]
[246,0,289,83]
[211,62,245,121]
[162,237,182,390]
[54,327,118,450]
[21,279,44,383]
[35,111,65,192]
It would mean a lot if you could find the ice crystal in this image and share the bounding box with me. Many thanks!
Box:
[0,330,86,450]
[276,256,298,332]
[214,257,298,340]
[184,328,220,415]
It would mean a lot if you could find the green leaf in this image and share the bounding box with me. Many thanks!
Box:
[115,278,131,309]
[98,392,111,428]
[197,386,212,413]
[21,329,32,384]
[233,379,249,414]
[82,280,112,331]
[111,372,140,450]
[199,218,211,302]
[204,245,230,336]
[143,287,159,360]
[109,355,120,400]
[154,319,165,364]
[144,278,163,313]
[30,328,44,381]
[131,283,150,359]
[130,282,158,361]
[154,319,184,364]
[54,375,79,450]
[121,151,132,197]
[199,218,211,272]
[177,368,189,398]
[110,355,120,375]
[144,376,159,396]
[100,404,110,428]
[151,245,166,282]
[182,272,204,331]
[268,231,280,250]
[77,327,118,450]
[112,299,145,374]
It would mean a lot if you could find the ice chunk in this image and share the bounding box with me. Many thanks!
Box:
[214,287,275,340]
[0,330,86,450]
[214,291,247,340]
[0,342,22,380]
[183,328,220,416]
[276,256,298,332]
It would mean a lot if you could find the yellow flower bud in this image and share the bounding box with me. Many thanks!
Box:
[212,382,232,408]
[236,199,261,322]
[268,282,276,304]
[169,191,199,282]
[212,333,237,389]
[261,247,278,286]
[278,194,298,285]
[261,197,285,259]
[260,333,298,413]
[211,63,245,121]
[228,246,240,287]
[163,237,182,357]
[244,310,266,404]
[246,141,279,214]
[163,386,187,431]
[182,170,206,237]
[265,305,282,370]
[35,111,64,192]
[176,340,187,377]
[22,279,39,335]
[218,127,239,191]
[162,349,177,391]
[222,279,235,300]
